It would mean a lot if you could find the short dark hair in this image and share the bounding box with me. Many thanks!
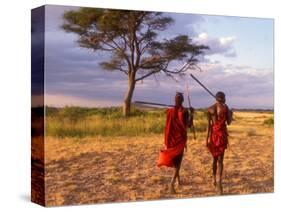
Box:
[175,92,184,102]
[215,91,225,102]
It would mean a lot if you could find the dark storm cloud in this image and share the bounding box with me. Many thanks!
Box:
[42,5,273,109]
[31,6,45,98]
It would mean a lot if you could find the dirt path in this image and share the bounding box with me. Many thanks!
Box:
[44,112,273,206]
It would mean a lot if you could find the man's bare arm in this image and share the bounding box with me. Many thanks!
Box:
[226,105,233,125]
[206,112,211,147]
[187,107,194,128]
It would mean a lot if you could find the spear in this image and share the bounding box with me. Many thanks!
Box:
[185,83,196,140]
[190,74,216,99]
[133,101,174,107]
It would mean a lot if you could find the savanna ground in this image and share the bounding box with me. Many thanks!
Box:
[37,107,273,206]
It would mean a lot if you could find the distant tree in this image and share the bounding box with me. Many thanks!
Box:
[62,8,208,116]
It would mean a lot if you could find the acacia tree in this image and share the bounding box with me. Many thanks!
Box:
[62,8,208,116]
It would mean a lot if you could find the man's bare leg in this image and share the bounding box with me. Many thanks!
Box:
[169,166,178,194]
[169,155,182,193]
[217,152,224,195]
[176,154,183,186]
[177,171,181,186]
[212,156,218,187]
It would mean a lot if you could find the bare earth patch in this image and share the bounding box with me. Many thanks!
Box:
[44,111,273,206]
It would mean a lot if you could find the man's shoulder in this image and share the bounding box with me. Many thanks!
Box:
[208,103,216,114]
[166,106,187,114]
[208,103,217,108]
[166,107,174,114]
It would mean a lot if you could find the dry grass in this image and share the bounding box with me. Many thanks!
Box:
[45,107,207,137]
[43,111,274,206]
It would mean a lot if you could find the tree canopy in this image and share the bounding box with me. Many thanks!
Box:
[62,8,209,116]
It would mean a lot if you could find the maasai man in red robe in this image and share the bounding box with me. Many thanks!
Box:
[206,91,232,194]
[157,92,194,194]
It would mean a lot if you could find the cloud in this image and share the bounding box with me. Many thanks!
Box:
[40,5,273,109]
[194,32,237,57]
[186,62,273,109]
[45,61,274,109]
[168,13,205,37]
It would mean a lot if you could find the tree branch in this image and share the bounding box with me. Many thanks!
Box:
[135,70,161,82]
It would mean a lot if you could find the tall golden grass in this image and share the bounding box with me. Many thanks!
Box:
[46,106,208,137]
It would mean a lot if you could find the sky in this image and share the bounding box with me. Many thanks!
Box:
[36,5,274,109]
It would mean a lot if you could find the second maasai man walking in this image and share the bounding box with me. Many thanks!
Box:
[206,91,232,194]
[157,92,194,194]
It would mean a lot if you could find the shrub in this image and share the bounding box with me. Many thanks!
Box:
[263,117,274,127]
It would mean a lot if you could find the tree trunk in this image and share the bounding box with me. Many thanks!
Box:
[123,77,136,117]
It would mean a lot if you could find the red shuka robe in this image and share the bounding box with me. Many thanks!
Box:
[157,106,188,167]
[208,104,228,157]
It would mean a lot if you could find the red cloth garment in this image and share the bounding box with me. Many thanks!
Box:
[157,106,188,167]
[208,104,228,157]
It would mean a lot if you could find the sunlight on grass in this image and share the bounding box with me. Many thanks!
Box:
[46,106,207,138]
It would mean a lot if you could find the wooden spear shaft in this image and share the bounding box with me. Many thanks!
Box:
[190,74,216,99]
[134,101,174,107]
[185,83,196,140]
